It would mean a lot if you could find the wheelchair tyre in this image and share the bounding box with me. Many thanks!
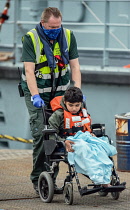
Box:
[64,183,73,205]
[111,191,120,200]
[98,191,108,197]
[38,171,54,203]
[111,176,120,200]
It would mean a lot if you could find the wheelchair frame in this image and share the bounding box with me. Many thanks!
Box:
[38,108,126,205]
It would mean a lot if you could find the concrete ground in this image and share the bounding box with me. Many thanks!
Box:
[0,149,129,210]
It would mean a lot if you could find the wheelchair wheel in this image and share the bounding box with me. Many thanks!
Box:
[38,171,54,203]
[64,183,73,205]
[111,176,120,200]
[98,191,108,197]
[111,191,120,200]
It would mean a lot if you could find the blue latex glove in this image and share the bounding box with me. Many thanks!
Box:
[83,95,86,102]
[32,94,45,108]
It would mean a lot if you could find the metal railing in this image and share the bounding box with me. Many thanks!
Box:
[0,0,130,67]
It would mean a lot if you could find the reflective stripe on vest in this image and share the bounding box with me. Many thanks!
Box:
[22,67,69,81]
[38,81,70,93]
[29,29,41,63]
[63,28,71,49]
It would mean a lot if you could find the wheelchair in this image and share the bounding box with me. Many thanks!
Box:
[38,107,126,205]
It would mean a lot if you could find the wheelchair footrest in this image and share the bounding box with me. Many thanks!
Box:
[100,185,126,193]
[79,186,102,196]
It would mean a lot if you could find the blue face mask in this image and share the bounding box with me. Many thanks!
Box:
[42,26,61,40]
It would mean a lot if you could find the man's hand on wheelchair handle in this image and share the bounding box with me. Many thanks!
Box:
[65,140,75,152]
[32,94,45,108]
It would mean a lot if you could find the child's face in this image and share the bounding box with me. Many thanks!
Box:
[65,101,82,114]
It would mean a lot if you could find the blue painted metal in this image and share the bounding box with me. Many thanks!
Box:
[115,113,130,172]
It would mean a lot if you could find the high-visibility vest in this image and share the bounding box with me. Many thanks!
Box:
[22,28,71,94]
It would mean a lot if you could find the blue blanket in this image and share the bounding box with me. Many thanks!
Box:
[67,131,117,185]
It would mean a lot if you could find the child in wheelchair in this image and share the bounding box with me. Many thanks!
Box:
[38,87,126,204]
[49,87,115,186]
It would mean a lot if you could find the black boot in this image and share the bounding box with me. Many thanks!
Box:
[33,183,39,195]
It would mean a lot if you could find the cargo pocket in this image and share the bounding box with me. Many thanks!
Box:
[30,112,42,138]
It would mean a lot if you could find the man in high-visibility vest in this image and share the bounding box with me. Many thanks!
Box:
[21,7,81,195]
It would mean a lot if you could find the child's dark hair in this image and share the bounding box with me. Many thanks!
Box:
[64,87,83,103]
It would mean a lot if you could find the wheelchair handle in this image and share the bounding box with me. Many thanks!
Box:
[42,105,48,129]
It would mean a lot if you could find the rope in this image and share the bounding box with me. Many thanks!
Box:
[0,134,33,144]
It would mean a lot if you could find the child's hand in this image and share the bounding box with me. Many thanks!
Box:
[65,140,75,152]
[91,133,96,137]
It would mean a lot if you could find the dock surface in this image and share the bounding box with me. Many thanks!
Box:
[0,149,129,210]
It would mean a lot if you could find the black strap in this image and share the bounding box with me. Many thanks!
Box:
[35,61,48,70]
[49,66,62,102]
[60,126,84,136]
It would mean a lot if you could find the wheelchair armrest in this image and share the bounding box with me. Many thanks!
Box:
[42,128,57,136]
[91,123,105,137]
[91,123,104,129]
